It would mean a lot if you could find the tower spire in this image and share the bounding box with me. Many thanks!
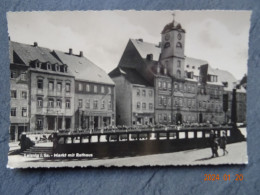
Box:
[172,12,176,22]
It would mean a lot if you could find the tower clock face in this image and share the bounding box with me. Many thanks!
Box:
[165,33,170,41]
[177,33,182,40]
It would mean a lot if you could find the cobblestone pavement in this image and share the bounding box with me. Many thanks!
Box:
[7,141,247,168]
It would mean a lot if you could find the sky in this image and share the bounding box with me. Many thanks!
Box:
[7,10,251,80]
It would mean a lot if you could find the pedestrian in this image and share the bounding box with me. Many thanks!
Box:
[219,131,228,156]
[209,130,219,158]
[213,133,219,157]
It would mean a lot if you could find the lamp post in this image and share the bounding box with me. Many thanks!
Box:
[56,110,59,133]
[231,88,237,127]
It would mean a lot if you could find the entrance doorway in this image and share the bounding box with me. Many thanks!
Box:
[103,117,111,127]
[18,126,27,140]
[85,116,89,129]
[10,125,16,141]
[94,116,99,129]
[65,118,71,130]
[58,117,62,130]
[149,118,153,124]
[176,113,183,125]
[199,112,203,123]
[137,117,142,125]
[47,116,55,130]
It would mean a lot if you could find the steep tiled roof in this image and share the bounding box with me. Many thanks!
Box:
[184,57,208,76]
[214,69,246,93]
[130,39,161,61]
[10,41,62,66]
[54,50,114,85]
[109,67,152,86]
[161,21,185,34]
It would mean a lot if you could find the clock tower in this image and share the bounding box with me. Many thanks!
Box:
[160,13,186,79]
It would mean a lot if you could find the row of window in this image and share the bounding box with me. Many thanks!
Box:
[33,61,68,73]
[158,96,222,109]
[136,89,153,97]
[37,79,71,93]
[158,96,171,107]
[10,71,27,81]
[11,90,27,99]
[198,101,222,112]
[186,65,199,70]
[158,114,171,123]
[10,107,27,117]
[37,97,71,109]
[183,115,196,122]
[158,81,171,90]
[173,97,196,108]
[78,83,112,94]
[173,82,196,93]
[136,102,153,110]
[157,81,197,93]
[164,42,182,49]
[208,75,218,82]
[158,96,197,108]
[164,60,182,68]
[78,99,112,110]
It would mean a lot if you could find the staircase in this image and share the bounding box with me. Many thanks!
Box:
[22,146,53,157]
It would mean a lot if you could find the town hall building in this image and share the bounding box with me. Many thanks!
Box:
[109,16,246,126]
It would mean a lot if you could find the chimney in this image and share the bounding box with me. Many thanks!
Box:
[69,48,73,55]
[79,51,83,57]
[33,42,38,47]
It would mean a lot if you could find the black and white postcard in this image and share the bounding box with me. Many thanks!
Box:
[7,10,250,168]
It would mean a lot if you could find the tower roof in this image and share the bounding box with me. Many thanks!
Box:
[161,20,185,34]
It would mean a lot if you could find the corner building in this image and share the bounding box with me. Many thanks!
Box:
[10,41,75,135]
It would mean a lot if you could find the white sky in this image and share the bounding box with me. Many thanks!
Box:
[7,10,251,80]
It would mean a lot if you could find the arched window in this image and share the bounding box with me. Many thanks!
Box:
[164,42,170,48]
[176,42,182,48]
[177,70,181,79]
[177,60,181,68]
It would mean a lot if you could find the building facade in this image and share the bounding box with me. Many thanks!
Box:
[53,50,116,131]
[109,17,246,126]
[10,41,75,137]
[109,67,154,126]
[9,43,30,140]
[9,41,115,140]
[29,65,75,132]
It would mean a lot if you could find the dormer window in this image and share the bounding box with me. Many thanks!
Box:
[208,75,218,82]
[47,63,51,70]
[36,62,41,69]
[56,64,60,72]
[192,66,195,69]
[186,65,189,68]
[64,66,68,73]
[222,82,228,88]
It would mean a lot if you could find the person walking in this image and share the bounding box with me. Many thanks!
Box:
[209,130,219,158]
[219,131,228,156]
